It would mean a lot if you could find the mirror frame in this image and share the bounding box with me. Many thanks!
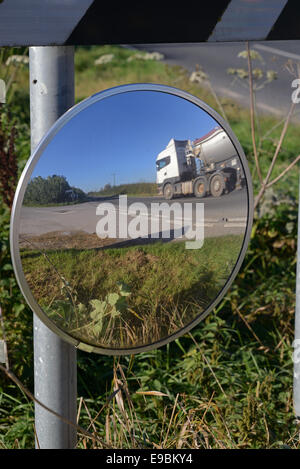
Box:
[10,83,254,355]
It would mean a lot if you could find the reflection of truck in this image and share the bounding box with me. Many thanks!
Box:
[156,126,243,200]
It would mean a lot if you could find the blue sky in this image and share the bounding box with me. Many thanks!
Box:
[32,90,218,192]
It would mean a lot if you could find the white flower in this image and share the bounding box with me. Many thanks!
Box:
[189,70,208,83]
[127,51,164,62]
[5,55,29,66]
[238,50,263,62]
[94,54,115,65]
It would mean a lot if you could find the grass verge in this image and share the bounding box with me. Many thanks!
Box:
[20,235,243,349]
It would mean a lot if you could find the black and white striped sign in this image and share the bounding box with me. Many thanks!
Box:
[0,0,298,46]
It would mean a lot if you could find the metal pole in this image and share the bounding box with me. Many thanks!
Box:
[294,171,300,418]
[29,46,77,449]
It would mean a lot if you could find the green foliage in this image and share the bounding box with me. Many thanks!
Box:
[0,205,33,387]
[89,283,131,336]
[0,44,299,448]
[43,278,133,344]
[89,182,157,197]
[23,174,87,205]
[0,392,34,449]
[112,204,297,448]
[0,48,29,106]
[21,235,241,349]
[74,45,170,100]
[5,199,297,448]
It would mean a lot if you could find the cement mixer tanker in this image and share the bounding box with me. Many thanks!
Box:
[156,126,243,199]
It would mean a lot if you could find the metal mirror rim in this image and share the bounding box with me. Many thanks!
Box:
[10,83,254,355]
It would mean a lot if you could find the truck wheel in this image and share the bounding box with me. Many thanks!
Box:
[228,173,236,192]
[163,183,174,200]
[210,174,224,197]
[194,177,207,198]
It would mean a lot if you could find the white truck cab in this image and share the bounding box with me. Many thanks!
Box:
[156,138,194,186]
[156,128,243,200]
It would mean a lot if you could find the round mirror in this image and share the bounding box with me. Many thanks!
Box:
[11,84,253,355]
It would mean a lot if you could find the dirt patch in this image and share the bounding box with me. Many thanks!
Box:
[25,268,60,300]
[19,230,122,251]
[119,248,160,271]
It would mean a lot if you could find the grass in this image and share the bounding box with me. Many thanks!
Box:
[0,199,298,449]
[0,392,34,449]
[88,182,158,198]
[20,235,243,350]
[0,44,299,448]
[74,45,185,101]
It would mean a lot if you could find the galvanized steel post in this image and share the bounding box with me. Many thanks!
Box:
[294,171,300,419]
[29,46,77,449]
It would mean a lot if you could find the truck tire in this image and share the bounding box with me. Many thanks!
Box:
[194,177,207,198]
[227,172,235,192]
[163,183,174,200]
[210,173,225,197]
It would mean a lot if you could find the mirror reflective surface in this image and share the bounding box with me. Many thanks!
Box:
[12,84,253,354]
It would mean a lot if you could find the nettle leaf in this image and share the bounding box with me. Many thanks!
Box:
[117,282,131,297]
[90,299,104,310]
[77,303,87,314]
[110,306,120,318]
[90,299,107,319]
[94,320,103,335]
[107,293,119,305]
[116,296,128,312]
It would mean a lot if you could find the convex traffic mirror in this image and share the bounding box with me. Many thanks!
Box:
[11,84,253,354]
